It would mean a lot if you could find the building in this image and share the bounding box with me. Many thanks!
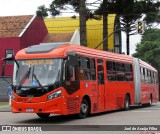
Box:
[0,15,48,76]
[44,14,122,53]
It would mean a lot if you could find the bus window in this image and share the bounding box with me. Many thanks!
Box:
[116,62,125,81]
[98,65,104,84]
[145,69,148,83]
[106,61,116,81]
[141,68,145,83]
[79,57,91,80]
[90,59,96,80]
[151,71,154,84]
[124,64,133,81]
[151,71,153,84]
[85,58,91,80]
[148,70,151,84]
[153,72,157,84]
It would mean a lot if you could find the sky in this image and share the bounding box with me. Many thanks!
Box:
[0,0,151,55]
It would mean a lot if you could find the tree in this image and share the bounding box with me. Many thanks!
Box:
[133,28,160,79]
[36,0,87,46]
[95,0,160,55]
[36,5,48,19]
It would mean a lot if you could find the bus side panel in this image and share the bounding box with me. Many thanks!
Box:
[133,58,141,104]
[112,81,134,109]
[141,83,158,104]
[63,81,99,115]
[141,83,150,104]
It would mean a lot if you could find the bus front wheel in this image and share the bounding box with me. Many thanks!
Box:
[37,113,50,118]
[78,98,89,119]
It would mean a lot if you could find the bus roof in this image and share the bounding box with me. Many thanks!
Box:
[15,43,157,71]
[139,59,157,72]
[16,43,133,63]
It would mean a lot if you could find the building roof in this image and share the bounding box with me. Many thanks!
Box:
[43,33,74,43]
[0,15,33,38]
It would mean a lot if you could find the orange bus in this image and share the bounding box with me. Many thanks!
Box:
[2,43,159,118]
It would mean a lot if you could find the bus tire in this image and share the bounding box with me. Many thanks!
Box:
[37,113,50,118]
[124,95,130,111]
[149,95,152,106]
[78,98,89,119]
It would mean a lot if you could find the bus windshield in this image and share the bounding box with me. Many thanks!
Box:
[13,59,62,87]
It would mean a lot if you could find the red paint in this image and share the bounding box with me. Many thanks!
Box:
[0,16,48,76]
[12,44,159,116]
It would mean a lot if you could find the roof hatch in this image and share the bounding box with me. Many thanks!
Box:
[25,42,69,54]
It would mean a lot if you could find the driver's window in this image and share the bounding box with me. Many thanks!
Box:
[70,66,75,81]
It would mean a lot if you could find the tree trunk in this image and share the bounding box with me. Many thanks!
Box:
[79,0,87,46]
[126,23,130,55]
[103,0,108,51]
[126,32,130,55]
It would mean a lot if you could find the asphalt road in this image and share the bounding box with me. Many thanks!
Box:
[0,102,160,134]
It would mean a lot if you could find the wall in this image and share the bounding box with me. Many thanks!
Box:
[20,16,48,49]
[44,14,117,51]
[0,37,20,76]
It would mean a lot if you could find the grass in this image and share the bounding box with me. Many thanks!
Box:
[0,102,9,106]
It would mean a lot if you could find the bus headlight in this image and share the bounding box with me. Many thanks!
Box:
[47,90,62,100]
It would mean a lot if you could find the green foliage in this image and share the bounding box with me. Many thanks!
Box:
[36,5,48,18]
[133,28,160,79]
[95,0,159,54]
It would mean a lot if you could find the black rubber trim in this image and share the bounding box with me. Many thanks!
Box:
[25,43,69,54]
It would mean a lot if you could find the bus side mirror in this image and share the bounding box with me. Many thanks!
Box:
[1,55,14,77]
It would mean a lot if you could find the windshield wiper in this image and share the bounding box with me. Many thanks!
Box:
[16,66,31,90]
[31,73,45,91]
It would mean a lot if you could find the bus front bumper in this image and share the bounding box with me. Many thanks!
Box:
[11,98,63,114]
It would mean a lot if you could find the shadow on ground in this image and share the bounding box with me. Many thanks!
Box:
[16,104,156,124]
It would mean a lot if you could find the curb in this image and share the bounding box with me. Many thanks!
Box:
[0,105,11,112]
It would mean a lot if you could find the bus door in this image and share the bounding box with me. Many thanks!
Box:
[97,59,105,111]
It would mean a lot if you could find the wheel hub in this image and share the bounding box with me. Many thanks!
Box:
[81,103,88,113]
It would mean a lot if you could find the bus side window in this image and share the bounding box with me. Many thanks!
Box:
[90,59,96,80]
[98,65,104,84]
[141,68,145,83]
[79,57,91,80]
[124,64,133,81]
[148,70,151,84]
[150,71,153,84]
[70,66,76,81]
[153,72,156,84]
[116,62,125,81]
[86,58,91,80]
[106,61,116,81]
[145,69,148,83]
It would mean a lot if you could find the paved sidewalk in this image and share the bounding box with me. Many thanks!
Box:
[0,105,11,112]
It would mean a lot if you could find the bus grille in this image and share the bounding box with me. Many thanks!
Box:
[66,98,79,113]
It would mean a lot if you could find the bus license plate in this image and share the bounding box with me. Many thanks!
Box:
[26,108,34,112]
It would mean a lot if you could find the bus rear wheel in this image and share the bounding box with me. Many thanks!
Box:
[149,95,152,106]
[124,95,130,111]
[78,98,89,119]
[37,113,50,118]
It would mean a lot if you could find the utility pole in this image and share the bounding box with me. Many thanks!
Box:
[102,0,108,51]
[79,0,87,46]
